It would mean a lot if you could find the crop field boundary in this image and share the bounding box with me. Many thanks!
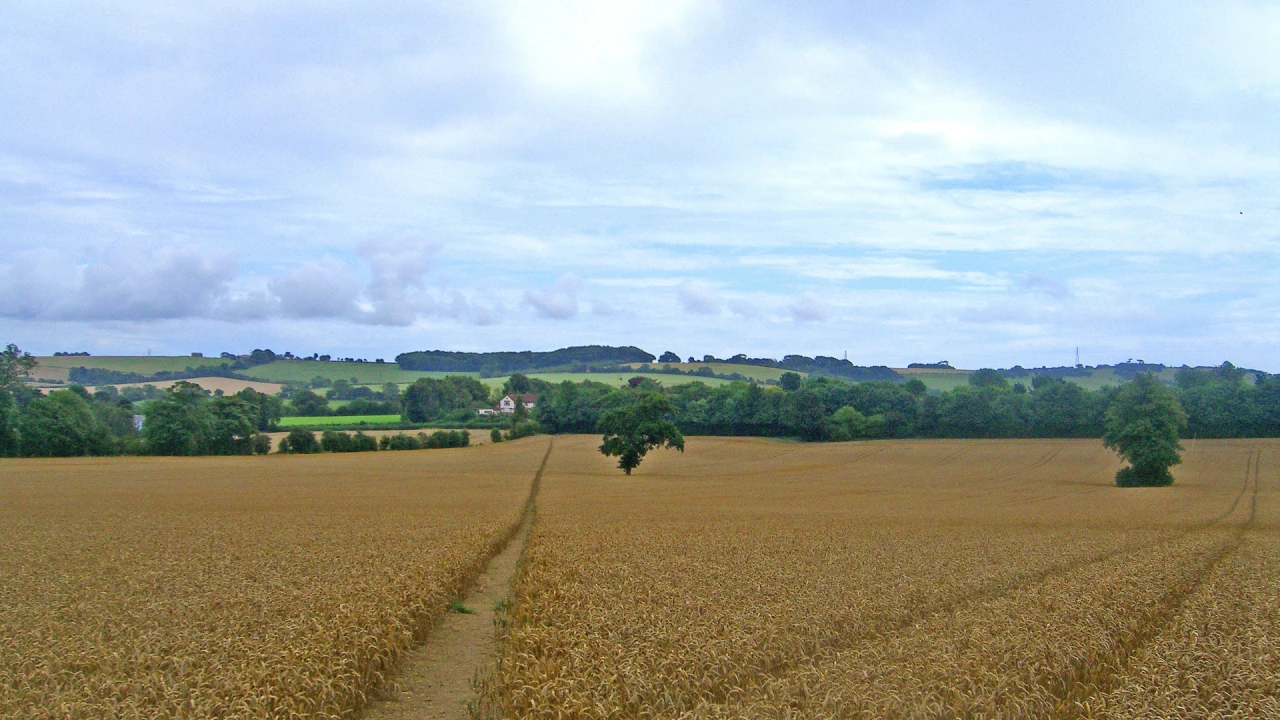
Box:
[684,446,1269,705]
[361,437,552,719]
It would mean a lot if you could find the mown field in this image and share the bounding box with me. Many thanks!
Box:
[0,440,546,719]
[478,436,1279,719]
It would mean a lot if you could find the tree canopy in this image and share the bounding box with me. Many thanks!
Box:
[1103,373,1188,486]
[598,392,685,475]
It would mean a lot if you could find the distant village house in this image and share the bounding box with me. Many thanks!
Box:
[478,393,537,415]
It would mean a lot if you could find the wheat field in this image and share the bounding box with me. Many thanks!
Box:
[0,438,548,719]
[4,436,1276,719]
[478,436,1280,719]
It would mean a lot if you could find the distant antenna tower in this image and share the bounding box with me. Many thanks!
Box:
[1075,347,1081,367]
[844,350,848,361]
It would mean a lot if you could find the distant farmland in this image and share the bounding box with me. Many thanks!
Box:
[32,355,1199,396]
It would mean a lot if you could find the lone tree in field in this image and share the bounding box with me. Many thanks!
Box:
[1103,373,1188,487]
[598,392,684,475]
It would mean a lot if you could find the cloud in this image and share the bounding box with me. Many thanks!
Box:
[676,280,721,314]
[524,273,580,319]
[269,258,362,320]
[443,290,500,326]
[212,291,278,321]
[727,299,760,318]
[789,292,832,323]
[353,237,440,325]
[590,297,621,316]
[0,244,236,321]
[2,4,1279,367]
[1021,274,1073,300]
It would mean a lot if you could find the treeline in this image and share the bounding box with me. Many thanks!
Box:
[282,376,494,421]
[395,345,655,374]
[704,353,901,382]
[533,363,1280,441]
[277,428,470,454]
[1,380,282,457]
[65,348,286,386]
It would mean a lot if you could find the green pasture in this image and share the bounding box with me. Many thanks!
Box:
[35,355,228,374]
[239,360,469,385]
[624,362,800,382]
[492,372,733,389]
[903,372,973,393]
[278,414,402,427]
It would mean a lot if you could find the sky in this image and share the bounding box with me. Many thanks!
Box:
[2,1,1278,369]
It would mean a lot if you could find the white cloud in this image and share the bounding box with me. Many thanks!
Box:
[524,273,581,319]
[2,3,1279,368]
[495,0,702,104]
[676,280,721,315]
[788,292,831,323]
[270,259,362,320]
[0,244,236,321]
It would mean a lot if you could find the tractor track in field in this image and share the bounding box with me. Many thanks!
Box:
[359,438,552,720]
[717,448,1264,704]
[1046,448,1263,719]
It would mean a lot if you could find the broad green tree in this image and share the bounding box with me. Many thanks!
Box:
[289,389,330,417]
[598,392,684,475]
[206,397,258,455]
[143,382,213,456]
[0,343,36,456]
[0,343,36,388]
[18,390,109,457]
[1104,373,1188,487]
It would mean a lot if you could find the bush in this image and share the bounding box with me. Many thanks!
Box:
[350,431,378,452]
[490,428,503,443]
[320,430,378,453]
[279,429,320,454]
[505,420,539,441]
[423,429,469,449]
[251,433,272,455]
[380,433,421,451]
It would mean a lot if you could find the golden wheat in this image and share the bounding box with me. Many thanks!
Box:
[0,439,548,719]
[477,436,1279,719]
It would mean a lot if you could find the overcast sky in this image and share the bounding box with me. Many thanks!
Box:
[2,2,1277,369]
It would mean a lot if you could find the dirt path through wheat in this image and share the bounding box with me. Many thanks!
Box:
[360,439,548,720]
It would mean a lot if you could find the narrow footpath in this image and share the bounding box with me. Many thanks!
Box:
[360,439,549,720]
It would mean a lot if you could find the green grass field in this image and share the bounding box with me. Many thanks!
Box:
[490,372,733,389]
[278,415,402,427]
[35,355,229,374]
[239,360,460,385]
[624,362,800,382]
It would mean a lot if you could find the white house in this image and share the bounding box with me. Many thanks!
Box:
[477,394,537,415]
[497,393,537,413]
